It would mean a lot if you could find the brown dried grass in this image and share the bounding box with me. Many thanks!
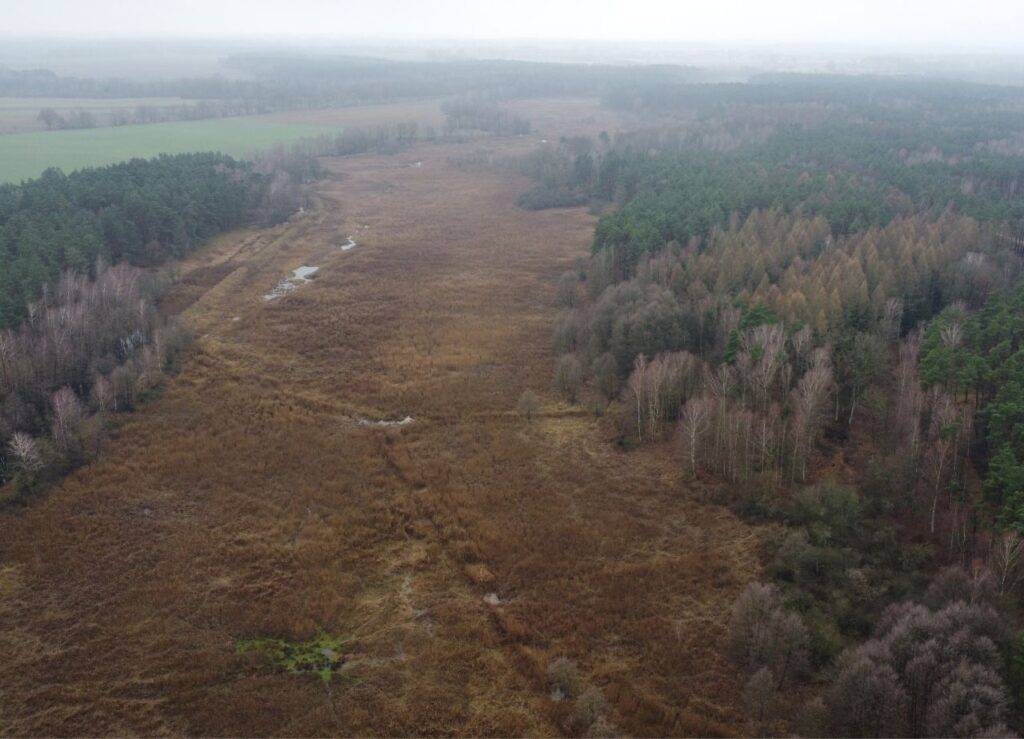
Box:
[0,105,760,736]
[255,99,447,131]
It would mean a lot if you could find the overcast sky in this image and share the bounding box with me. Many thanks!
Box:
[5,0,1024,52]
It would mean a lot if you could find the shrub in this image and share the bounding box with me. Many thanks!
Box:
[517,390,540,421]
[553,310,582,354]
[554,354,584,404]
[557,271,581,308]
[744,666,777,724]
[728,582,809,688]
[591,352,621,403]
[547,657,581,700]
[573,686,608,732]
[584,715,617,738]
[518,185,587,210]
[824,599,1011,737]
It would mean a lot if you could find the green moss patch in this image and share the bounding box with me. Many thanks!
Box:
[236,630,350,684]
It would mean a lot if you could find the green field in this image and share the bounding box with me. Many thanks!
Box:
[0,117,340,183]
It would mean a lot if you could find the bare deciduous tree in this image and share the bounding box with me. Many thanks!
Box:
[737,323,787,412]
[728,582,809,689]
[678,397,712,478]
[825,599,1010,738]
[554,354,583,404]
[90,373,113,413]
[591,352,620,403]
[51,386,83,456]
[790,359,833,482]
[517,390,540,421]
[924,392,966,535]
[827,650,909,738]
[8,432,44,475]
[553,310,581,354]
[556,271,581,308]
[991,531,1024,596]
[744,667,777,732]
[628,351,699,440]
[881,297,904,341]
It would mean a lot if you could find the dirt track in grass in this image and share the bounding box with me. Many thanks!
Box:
[0,105,760,737]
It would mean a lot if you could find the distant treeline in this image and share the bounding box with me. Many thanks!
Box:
[0,57,707,110]
[222,55,707,103]
[604,73,1024,114]
[516,75,1024,271]
[35,100,285,131]
[441,98,531,136]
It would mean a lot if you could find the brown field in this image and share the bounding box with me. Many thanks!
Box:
[500,97,652,139]
[0,102,760,737]
[257,98,448,131]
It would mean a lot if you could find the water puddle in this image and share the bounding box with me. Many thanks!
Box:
[343,414,415,428]
[263,265,319,301]
[341,236,357,251]
[358,416,415,427]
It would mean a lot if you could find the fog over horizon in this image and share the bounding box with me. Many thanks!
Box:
[5,0,1024,53]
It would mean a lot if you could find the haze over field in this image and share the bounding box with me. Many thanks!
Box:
[4,0,1024,50]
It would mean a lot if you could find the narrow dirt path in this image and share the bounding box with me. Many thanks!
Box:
[0,136,759,736]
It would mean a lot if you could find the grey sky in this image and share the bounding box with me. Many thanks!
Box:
[6,0,1024,51]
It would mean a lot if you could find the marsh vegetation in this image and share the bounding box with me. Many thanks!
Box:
[3,41,1024,737]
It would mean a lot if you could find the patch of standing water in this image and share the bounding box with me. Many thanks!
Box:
[357,416,414,427]
[263,265,319,301]
[292,266,319,280]
[341,236,357,251]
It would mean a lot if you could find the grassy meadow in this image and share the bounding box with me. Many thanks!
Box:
[0,116,340,183]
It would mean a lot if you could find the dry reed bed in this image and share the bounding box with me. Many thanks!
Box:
[0,122,760,736]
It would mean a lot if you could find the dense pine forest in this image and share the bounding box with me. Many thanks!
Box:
[0,154,268,327]
[537,74,1024,736]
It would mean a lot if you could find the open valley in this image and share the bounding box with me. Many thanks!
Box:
[0,119,759,736]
